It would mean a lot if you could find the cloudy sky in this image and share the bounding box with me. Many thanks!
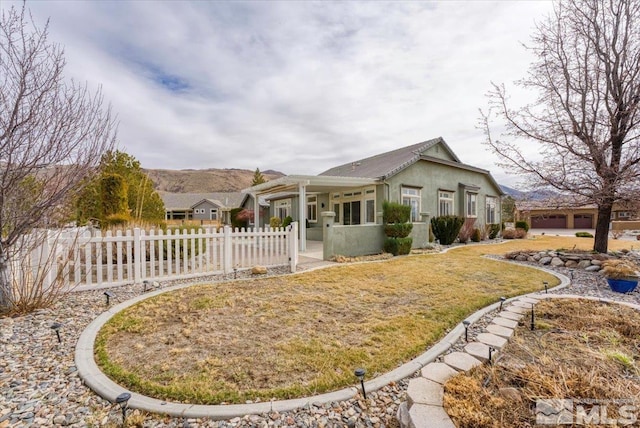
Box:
[6,1,555,186]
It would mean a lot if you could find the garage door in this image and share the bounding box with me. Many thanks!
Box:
[574,214,593,229]
[531,215,567,228]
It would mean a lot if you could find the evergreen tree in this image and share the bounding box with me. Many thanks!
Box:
[251,168,267,186]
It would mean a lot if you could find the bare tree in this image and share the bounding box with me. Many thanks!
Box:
[481,0,640,253]
[0,5,116,313]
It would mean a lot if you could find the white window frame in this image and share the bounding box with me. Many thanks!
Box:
[210,208,218,220]
[466,192,478,218]
[618,211,631,218]
[364,188,376,224]
[486,196,497,224]
[438,191,454,216]
[332,187,376,225]
[307,195,318,223]
[274,199,291,220]
[401,187,421,223]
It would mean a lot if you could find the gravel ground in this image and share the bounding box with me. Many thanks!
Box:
[1,258,638,428]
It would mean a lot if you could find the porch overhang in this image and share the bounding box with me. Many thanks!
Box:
[243,175,379,253]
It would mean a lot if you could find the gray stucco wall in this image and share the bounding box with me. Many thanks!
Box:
[330,224,386,257]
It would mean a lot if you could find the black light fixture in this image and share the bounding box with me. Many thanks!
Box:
[354,368,367,400]
[143,280,149,292]
[499,297,506,311]
[50,322,62,343]
[489,346,496,365]
[115,392,131,425]
[543,281,549,293]
[233,267,238,279]
[104,290,115,306]
[530,304,535,331]
[462,320,471,342]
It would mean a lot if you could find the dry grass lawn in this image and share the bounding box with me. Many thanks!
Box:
[95,236,634,405]
[444,299,640,427]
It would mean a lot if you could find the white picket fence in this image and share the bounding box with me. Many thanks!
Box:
[19,223,298,291]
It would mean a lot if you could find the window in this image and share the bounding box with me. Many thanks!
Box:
[307,195,317,223]
[275,199,291,220]
[343,200,361,225]
[210,209,218,220]
[438,191,454,216]
[365,188,376,223]
[402,187,420,222]
[618,211,631,218]
[194,208,205,215]
[486,197,497,224]
[466,193,477,217]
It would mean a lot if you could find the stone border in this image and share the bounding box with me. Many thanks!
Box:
[75,257,569,420]
[396,293,640,428]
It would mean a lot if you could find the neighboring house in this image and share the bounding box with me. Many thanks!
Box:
[159,192,268,226]
[243,137,504,258]
[516,200,640,229]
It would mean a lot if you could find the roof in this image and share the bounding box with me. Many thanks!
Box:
[159,192,246,211]
[318,137,459,179]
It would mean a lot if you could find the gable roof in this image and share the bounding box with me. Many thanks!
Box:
[190,199,224,209]
[159,192,246,211]
[319,137,460,179]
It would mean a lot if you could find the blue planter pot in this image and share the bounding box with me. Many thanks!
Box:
[606,278,638,293]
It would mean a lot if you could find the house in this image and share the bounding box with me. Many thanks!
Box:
[243,137,504,258]
[159,192,268,226]
[516,200,640,229]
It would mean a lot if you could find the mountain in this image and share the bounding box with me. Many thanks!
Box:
[143,168,285,193]
[500,184,558,201]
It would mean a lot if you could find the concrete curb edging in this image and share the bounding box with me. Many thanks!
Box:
[397,292,640,428]
[75,259,569,420]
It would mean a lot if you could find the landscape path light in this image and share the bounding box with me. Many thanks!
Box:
[543,281,549,293]
[462,320,471,342]
[50,322,62,343]
[354,368,367,400]
[115,392,131,426]
[499,297,506,311]
[530,304,535,331]
[104,290,115,306]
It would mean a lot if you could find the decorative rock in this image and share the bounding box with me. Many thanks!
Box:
[397,402,410,428]
[499,387,523,403]
[251,266,268,275]
[420,363,459,385]
[565,260,578,268]
[586,265,601,272]
[550,257,565,267]
[539,256,552,265]
[578,260,592,269]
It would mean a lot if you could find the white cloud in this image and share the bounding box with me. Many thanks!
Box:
[5,0,554,185]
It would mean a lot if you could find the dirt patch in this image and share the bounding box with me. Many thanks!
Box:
[444,299,640,427]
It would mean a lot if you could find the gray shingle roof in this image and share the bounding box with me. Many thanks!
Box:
[319,137,453,179]
[159,192,246,211]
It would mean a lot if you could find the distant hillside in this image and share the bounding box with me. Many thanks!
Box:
[143,168,285,193]
[500,184,558,201]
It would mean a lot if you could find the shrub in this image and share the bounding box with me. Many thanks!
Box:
[397,237,413,255]
[382,201,411,224]
[431,216,465,245]
[282,216,293,228]
[515,221,530,232]
[103,213,130,228]
[502,228,527,239]
[457,218,476,243]
[384,223,413,238]
[269,217,282,228]
[230,207,247,230]
[488,224,501,239]
[383,237,398,256]
[575,231,594,238]
[471,228,481,242]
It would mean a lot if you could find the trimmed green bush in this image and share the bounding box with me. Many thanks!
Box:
[282,216,293,228]
[575,231,594,238]
[431,216,465,245]
[383,237,398,256]
[515,221,530,232]
[397,237,413,255]
[384,223,413,238]
[382,201,411,224]
[471,228,481,242]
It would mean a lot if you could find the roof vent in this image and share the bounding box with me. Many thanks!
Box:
[351,162,361,170]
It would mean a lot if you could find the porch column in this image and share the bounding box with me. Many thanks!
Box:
[299,182,306,252]
[253,193,259,229]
